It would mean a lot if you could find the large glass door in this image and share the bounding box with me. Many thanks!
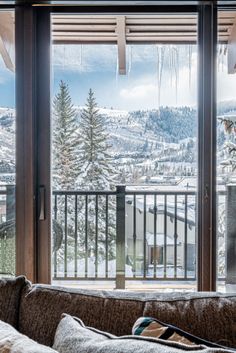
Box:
[49,11,199,290]
[0,9,15,277]
[217,7,236,292]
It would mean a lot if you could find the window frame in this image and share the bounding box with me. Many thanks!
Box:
[0,0,220,289]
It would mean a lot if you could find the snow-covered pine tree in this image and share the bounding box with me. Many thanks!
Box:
[52,81,80,268]
[52,80,80,190]
[77,89,116,264]
[78,88,115,190]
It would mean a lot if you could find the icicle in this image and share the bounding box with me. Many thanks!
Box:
[80,44,83,69]
[188,45,192,89]
[217,45,221,73]
[171,46,175,88]
[223,44,227,73]
[128,45,132,78]
[158,46,165,108]
[169,45,173,87]
[173,46,179,106]
[115,53,119,86]
[156,45,160,107]
[221,44,224,72]
[63,45,66,71]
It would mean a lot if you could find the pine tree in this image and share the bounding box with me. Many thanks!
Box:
[77,89,116,264]
[52,80,79,190]
[52,81,81,269]
[78,88,114,190]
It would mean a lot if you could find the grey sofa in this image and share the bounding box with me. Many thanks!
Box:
[2,276,236,349]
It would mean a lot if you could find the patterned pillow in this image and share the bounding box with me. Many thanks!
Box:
[132,317,228,349]
[53,314,234,353]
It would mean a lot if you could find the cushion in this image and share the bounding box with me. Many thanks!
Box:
[18,284,144,347]
[19,285,236,348]
[143,292,236,348]
[132,317,227,348]
[0,320,58,353]
[53,314,234,353]
[0,276,28,329]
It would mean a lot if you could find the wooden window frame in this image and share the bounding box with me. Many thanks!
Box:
[2,0,220,289]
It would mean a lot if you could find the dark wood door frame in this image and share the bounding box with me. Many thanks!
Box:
[15,6,51,283]
[197,2,217,291]
[13,1,219,288]
[35,8,51,284]
[15,5,37,282]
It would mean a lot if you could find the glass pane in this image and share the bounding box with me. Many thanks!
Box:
[51,13,198,291]
[217,9,236,292]
[0,10,15,276]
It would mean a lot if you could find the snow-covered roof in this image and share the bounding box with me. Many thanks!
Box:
[126,194,196,225]
[146,232,180,246]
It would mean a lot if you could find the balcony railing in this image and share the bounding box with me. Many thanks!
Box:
[0,185,15,276]
[0,185,228,288]
[52,186,199,288]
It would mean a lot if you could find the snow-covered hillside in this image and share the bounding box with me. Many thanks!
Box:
[0,102,235,186]
[0,108,15,184]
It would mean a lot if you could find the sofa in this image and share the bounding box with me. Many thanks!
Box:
[2,276,236,351]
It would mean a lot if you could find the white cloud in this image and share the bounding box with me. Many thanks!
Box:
[120,83,156,100]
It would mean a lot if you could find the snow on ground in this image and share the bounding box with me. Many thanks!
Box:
[55,258,195,279]
[56,258,133,278]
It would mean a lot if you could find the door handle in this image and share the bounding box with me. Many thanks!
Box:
[204,184,209,202]
[39,186,46,220]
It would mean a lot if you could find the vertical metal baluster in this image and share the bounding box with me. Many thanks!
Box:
[95,195,98,278]
[174,194,177,279]
[184,194,188,279]
[116,185,126,289]
[53,194,58,279]
[133,194,136,278]
[105,195,108,279]
[64,194,68,278]
[74,195,78,278]
[85,195,88,278]
[154,194,157,279]
[143,194,146,278]
[164,195,167,278]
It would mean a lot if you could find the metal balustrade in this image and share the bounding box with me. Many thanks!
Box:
[52,186,199,288]
[0,185,228,287]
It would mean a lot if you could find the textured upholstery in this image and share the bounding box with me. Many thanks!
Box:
[0,275,27,329]
[143,293,236,348]
[18,283,236,349]
[19,285,144,347]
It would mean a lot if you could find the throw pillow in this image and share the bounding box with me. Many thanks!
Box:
[132,317,227,348]
[53,314,234,353]
[0,276,28,328]
[0,320,58,353]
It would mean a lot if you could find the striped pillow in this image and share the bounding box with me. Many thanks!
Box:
[132,317,227,349]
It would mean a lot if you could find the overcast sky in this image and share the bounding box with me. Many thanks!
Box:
[0,44,236,110]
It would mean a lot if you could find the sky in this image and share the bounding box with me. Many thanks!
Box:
[52,44,198,110]
[1,43,236,110]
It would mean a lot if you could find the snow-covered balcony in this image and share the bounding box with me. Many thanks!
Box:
[0,184,228,291]
[48,185,224,291]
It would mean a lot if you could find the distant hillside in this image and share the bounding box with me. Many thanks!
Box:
[0,100,235,182]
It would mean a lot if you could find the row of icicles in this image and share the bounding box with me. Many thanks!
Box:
[59,43,229,108]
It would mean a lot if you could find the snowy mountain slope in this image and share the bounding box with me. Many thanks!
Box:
[0,101,235,184]
[0,108,15,179]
